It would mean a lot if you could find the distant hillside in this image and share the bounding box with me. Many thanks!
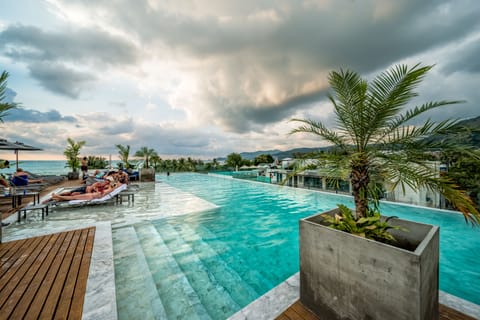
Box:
[269,147,332,159]
[234,147,332,160]
[426,116,480,147]
[238,149,282,160]
[459,115,480,127]
[456,116,480,146]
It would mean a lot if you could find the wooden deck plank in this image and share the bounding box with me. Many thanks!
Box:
[283,307,302,319]
[69,227,95,318]
[0,235,51,307]
[55,228,89,318]
[39,229,83,319]
[0,227,95,320]
[1,233,61,317]
[0,236,41,277]
[276,314,291,320]
[24,231,76,320]
[290,301,321,320]
[439,304,477,320]
[0,237,26,261]
[9,232,68,320]
[277,300,476,320]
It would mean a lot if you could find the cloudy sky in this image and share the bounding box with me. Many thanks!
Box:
[0,0,479,160]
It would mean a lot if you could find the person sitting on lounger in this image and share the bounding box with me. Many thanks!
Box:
[115,169,129,184]
[83,169,106,185]
[12,168,44,186]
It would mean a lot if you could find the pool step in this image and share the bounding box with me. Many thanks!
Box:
[134,223,209,320]
[194,224,275,295]
[172,223,260,307]
[154,222,241,319]
[112,226,167,320]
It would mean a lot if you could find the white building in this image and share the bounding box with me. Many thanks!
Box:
[270,160,445,209]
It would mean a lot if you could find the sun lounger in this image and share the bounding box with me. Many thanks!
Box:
[48,184,129,208]
[69,183,128,204]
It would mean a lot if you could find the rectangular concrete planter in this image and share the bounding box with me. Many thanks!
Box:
[139,168,155,182]
[300,208,439,320]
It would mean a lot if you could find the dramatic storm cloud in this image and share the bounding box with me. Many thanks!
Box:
[0,0,479,159]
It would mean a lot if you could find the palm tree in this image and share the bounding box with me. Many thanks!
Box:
[0,71,19,122]
[134,146,157,169]
[116,144,131,169]
[150,154,162,169]
[64,138,86,175]
[291,63,480,224]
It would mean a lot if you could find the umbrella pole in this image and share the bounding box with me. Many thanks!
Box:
[15,150,18,170]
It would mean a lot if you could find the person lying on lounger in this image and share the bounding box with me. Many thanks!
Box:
[58,180,111,196]
[49,182,121,202]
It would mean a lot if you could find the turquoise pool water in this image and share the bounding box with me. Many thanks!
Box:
[113,173,480,319]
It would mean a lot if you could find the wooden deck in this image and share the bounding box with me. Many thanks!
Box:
[276,300,477,320]
[0,227,95,319]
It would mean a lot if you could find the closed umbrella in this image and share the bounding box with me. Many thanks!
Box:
[0,139,43,170]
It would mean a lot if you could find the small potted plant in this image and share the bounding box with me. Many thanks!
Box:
[64,138,86,180]
[291,63,480,320]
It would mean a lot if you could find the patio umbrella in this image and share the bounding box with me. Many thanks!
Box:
[0,139,43,170]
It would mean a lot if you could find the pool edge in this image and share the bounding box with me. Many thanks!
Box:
[83,222,118,320]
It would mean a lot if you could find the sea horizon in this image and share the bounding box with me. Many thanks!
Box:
[0,159,120,176]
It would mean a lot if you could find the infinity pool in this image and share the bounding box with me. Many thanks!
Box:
[113,173,480,319]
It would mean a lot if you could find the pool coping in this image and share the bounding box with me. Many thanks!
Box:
[228,272,480,319]
[82,221,117,320]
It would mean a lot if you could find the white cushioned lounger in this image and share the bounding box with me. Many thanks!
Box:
[68,183,128,205]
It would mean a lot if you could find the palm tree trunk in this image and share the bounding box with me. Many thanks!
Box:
[350,163,369,218]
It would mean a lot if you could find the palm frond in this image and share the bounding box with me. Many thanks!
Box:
[379,155,479,224]
[328,70,370,149]
[289,118,348,151]
[369,64,430,113]
[0,71,19,122]
[382,101,465,138]
[377,118,462,148]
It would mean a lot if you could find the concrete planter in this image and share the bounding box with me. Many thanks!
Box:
[139,168,155,182]
[300,208,439,320]
[67,171,79,180]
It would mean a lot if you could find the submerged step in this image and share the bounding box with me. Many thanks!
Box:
[193,224,275,295]
[134,223,210,320]
[173,223,259,307]
[112,226,167,320]
[154,222,241,319]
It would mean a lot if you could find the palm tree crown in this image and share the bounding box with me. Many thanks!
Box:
[116,144,131,169]
[291,63,480,224]
[134,147,158,169]
[64,138,86,171]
